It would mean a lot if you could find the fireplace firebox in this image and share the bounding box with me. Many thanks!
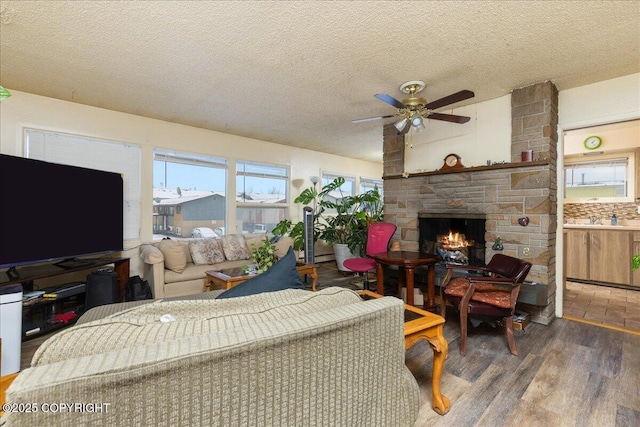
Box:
[419,214,486,266]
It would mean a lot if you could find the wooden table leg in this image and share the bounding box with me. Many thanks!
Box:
[309,269,318,292]
[407,325,451,415]
[405,267,415,306]
[376,263,384,296]
[429,329,450,415]
[426,264,436,309]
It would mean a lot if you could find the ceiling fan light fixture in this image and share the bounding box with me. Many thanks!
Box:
[410,115,423,127]
[394,117,408,132]
[414,121,425,132]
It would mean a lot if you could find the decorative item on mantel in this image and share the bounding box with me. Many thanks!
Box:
[518,217,530,226]
[492,237,504,251]
[440,153,464,171]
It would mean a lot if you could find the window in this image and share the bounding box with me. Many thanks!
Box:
[564,153,635,202]
[360,177,383,197]
[153,150,227,239]
[236,161,289,233]
[359,177,383,215]
[320,172,356,213]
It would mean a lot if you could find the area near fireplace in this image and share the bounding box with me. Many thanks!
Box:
[381,81,558,325]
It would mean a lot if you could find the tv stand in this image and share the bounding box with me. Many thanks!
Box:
[0,256,130,342]
[0,256,130,301]
[5,267,20,281]
[54,258,94,270]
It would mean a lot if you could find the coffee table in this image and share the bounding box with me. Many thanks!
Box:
[358,290,450,415]
[205,262,318,291]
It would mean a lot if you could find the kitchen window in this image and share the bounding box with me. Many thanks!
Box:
[564,153,635,202]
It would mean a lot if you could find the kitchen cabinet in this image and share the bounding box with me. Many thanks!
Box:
[565,228,632,286]
[565,229,589,281]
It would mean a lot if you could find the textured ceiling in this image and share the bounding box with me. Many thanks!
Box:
[1,1,639,163]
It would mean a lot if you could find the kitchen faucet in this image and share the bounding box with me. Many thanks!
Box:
[589,216,602,224]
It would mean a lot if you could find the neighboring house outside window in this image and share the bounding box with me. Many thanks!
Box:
[153,150,227,239]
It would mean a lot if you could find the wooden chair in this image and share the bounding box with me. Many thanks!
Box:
[343,222,397,290]
[439,254,532,355]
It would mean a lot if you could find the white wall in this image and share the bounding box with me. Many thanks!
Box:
[404,94,511,172]
[555,73,640,317]
[0,90,382,276]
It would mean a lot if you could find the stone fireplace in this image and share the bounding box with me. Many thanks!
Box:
[382,81,558,325]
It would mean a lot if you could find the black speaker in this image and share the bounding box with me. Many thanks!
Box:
[85,269,118,311]
[303,206,314,265]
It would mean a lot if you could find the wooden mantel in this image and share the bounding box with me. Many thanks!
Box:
[383,159,549,180]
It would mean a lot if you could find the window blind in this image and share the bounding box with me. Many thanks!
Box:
[25,130,141,241]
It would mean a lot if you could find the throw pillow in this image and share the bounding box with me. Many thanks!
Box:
[273,235,295,258]
[188,239,225,265]
[216,246,304,299]
[157,239,188,273]
[221,234,252,261]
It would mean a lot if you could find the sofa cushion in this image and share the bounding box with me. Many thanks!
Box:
[189,238,226,265]
[221,234,252,261]
[216,246,303,299]
[157,239,188,273]
[273,235,295,258]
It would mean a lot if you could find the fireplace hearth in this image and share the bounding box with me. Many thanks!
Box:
[419,214,486,266]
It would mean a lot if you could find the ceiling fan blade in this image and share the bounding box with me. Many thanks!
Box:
[351,114,395,123]
[428,112,471,124]
[426,90,475,110]
[374,93,406,109]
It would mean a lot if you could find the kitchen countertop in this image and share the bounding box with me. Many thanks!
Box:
[563,221,640,231]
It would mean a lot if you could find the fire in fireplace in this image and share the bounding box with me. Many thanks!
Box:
[419,214,486,266]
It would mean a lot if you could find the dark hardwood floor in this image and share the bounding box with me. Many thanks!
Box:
[20,262,640,426]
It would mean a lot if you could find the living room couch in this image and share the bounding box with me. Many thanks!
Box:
[139,233,294,298]
[2,287,420,426]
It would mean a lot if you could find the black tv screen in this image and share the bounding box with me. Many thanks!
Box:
[0,154,123,269]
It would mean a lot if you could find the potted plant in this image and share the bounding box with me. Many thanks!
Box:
[245,237,278,274]
[320,181,381,250]
[272,177,382,270]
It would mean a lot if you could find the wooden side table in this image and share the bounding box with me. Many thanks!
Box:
[358,291,450,415]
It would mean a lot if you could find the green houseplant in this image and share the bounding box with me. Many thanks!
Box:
[633,253,640,271]
[272,177,382,255]
[319,179,382,256]
[246,237,278,273]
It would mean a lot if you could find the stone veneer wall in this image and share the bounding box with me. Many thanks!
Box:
[382,82,558,325]
[565,202,640,222]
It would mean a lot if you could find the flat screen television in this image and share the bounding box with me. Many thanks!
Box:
[0,154,123,274]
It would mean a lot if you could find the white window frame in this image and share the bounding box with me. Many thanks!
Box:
[235,161,290,233]
[153,149,228,238]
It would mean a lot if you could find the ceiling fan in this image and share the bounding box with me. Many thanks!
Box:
[353,80,474,133]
